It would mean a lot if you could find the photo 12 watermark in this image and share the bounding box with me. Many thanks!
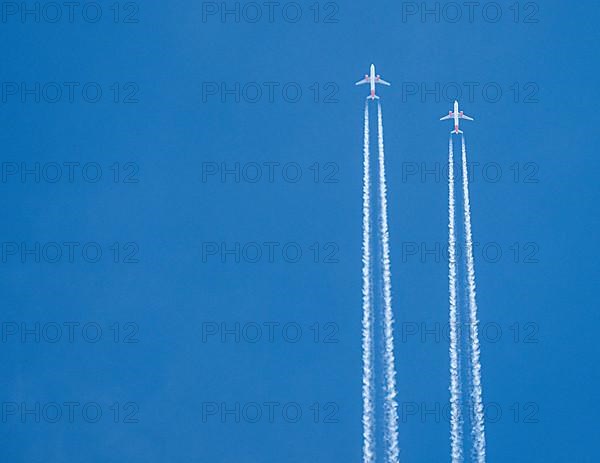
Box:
[400,2,540,24]
[399,321,539,345]
[0,2,139,24]
[1,401,139,424]
[201,401,340,423]
[0,82,139,104]
[401,81,539,104]
[400,401,540,424]
[1,241,140,264]
[201,321,339,344]
[201,2,339,23]
[401,161,539,184]
[1,162,140,184]
[201,161,339,184]
[1,321,140,344]
[201,241,340,264]
[400,241,540,264]
[201,82,339,103]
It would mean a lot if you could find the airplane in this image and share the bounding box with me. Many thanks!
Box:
[440,100,474,133]
[355,64,390,100]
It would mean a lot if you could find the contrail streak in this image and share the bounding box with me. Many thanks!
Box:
[377,101,400,463]
[460,134,486,463]
[361,101,375,463]
[448,135,463,463]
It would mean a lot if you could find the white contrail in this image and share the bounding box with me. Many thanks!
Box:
[377,101,400,463]
[361,101,376,463]
[447,135,463,463]
[460,134,486,463]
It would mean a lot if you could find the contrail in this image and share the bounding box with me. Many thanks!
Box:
[460,134,486,463]
[448,135,463,463]
[361,101,376,463]
[377,101,400,463]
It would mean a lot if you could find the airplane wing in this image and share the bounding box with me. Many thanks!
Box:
[377,79,391,86]
[460,114,474,121]
[355,78,369,86]
[440,113,453,121]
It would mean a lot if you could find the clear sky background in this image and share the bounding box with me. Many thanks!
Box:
[1,1,599,462]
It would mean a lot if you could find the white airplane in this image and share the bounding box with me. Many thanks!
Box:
[440,100,474,133]
[355,64,390,100]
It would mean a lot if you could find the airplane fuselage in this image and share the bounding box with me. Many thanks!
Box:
[369,64,376,99]
[453,101,460,133]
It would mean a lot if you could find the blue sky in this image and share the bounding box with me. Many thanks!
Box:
[0,1,599,462]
